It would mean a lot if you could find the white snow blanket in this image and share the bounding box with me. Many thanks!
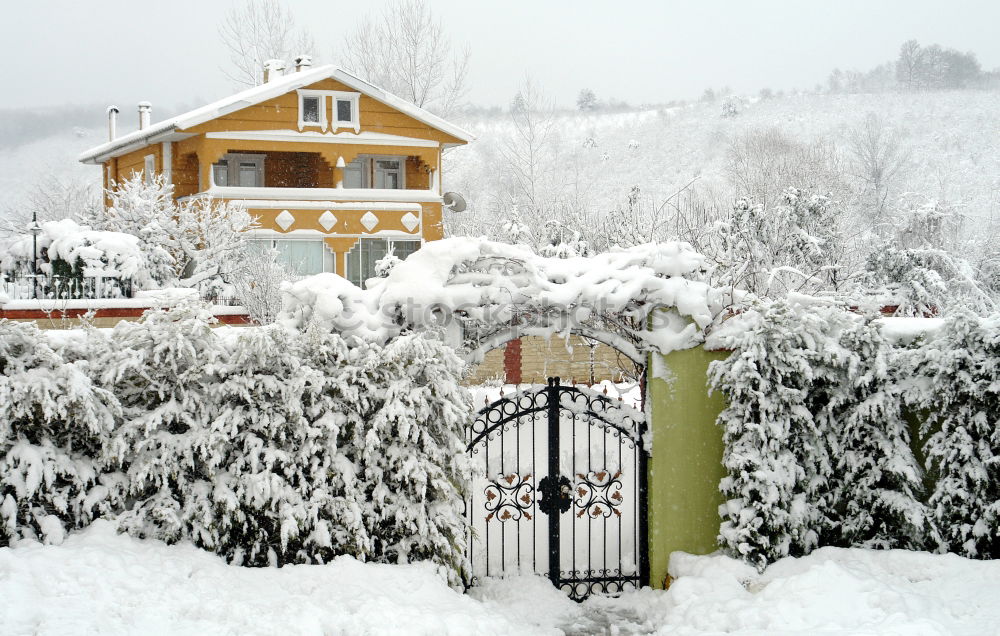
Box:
[2,521,997,635]
[1,218,143,278]
[278,237,732,360]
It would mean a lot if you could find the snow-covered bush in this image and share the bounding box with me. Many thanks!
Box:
[101,304,224,543]
[709,300,930,568]
[829,319,929,549]
[0,218,146,284]
[194,326,368,566]
[360,333,472,582]
[709,301,843,569]
[909,311,1000,559]
[0,322,124,546]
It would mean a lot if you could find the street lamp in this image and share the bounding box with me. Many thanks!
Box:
[27,211,42,299]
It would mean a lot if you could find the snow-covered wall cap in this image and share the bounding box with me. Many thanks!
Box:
[875,317,946,345]
[79,65,475,164]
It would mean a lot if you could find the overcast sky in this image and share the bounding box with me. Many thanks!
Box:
[1,0,998,122]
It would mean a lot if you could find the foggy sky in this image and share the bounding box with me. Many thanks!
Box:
[1,0,997,121]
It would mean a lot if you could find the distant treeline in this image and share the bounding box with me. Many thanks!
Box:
[828,40,1000,94]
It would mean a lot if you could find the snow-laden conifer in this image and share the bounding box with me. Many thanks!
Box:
[0,321,123,546]
[911,311,1000,558]
[360,333,472,583]
[829,319,929,549]
[101,303,224,542]
[197,326,368,566]
[709,301,843,569]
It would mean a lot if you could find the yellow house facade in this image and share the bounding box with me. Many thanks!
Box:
[79,60,473,286]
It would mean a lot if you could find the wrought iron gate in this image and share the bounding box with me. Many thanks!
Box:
[466,378,648,600]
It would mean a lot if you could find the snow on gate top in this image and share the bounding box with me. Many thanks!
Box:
[278,237,734,361]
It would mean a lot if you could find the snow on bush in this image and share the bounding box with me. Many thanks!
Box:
[909,311,1000,559]
[361,334,471,580]
[0,306,472,579]
[708,301,843,569]
[0,218,145,281]
[709,300,930,569]
[0,321,124,547]
[78,173,257,293]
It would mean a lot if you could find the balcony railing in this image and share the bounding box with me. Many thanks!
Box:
[1,275,134,301]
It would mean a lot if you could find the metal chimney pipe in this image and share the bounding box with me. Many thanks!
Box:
[294,54,313,72]
[263,59,286,83]
[138,102,152,130]
[107,105,119,141]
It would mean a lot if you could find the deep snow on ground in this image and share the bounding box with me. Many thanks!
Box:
[2,521,999,636]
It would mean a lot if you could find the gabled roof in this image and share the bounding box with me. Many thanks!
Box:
[79,65,475,164]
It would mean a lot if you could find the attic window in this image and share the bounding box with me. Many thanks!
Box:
[302,96,321,123]
[298,92,326,130]
[333,94,359,131]
[336,99,352,123]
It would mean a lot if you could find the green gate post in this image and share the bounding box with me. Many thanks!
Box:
[646,345,729,588]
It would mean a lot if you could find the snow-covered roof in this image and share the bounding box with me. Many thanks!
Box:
[79,65,474,164]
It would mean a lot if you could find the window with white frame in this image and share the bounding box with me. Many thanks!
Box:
[345,238,421,288]
[297,90,359,132]
[342,156,405,189]
[212,153,265,187]
[249,239,331,276]
[298,93,325,129]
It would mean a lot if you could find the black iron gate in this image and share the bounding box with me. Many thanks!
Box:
[466,378,648,600]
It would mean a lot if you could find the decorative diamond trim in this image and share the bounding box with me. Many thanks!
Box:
[401,212,419,233]
[360,211,379,232]
[275,209,295,231]
[318,210,337,232]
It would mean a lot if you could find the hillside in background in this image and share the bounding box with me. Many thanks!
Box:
[3,89,999,252]
[446,90,1000,242]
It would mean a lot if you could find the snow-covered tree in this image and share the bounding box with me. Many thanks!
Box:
[911,312,1000,558]
[360,333,472,583]
[192,326,368,566]
[85,174,257,294]
[709,301,844,570]
[101,303,224,542]
[711,188,849,298]
[0,322,123,546]
[230,245,296,325]
[829,319,929,549]
[82,173,178,287]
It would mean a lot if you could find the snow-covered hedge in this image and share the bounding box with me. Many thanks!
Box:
[709,301,998,569]
[0,310,471,582]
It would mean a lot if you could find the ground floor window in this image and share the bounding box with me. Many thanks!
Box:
[346,238,421,287]
[249,239,330,276]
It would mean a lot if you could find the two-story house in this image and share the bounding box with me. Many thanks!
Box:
[78,57,473,287]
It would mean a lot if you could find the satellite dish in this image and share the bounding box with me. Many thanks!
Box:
[443,191,467,213]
